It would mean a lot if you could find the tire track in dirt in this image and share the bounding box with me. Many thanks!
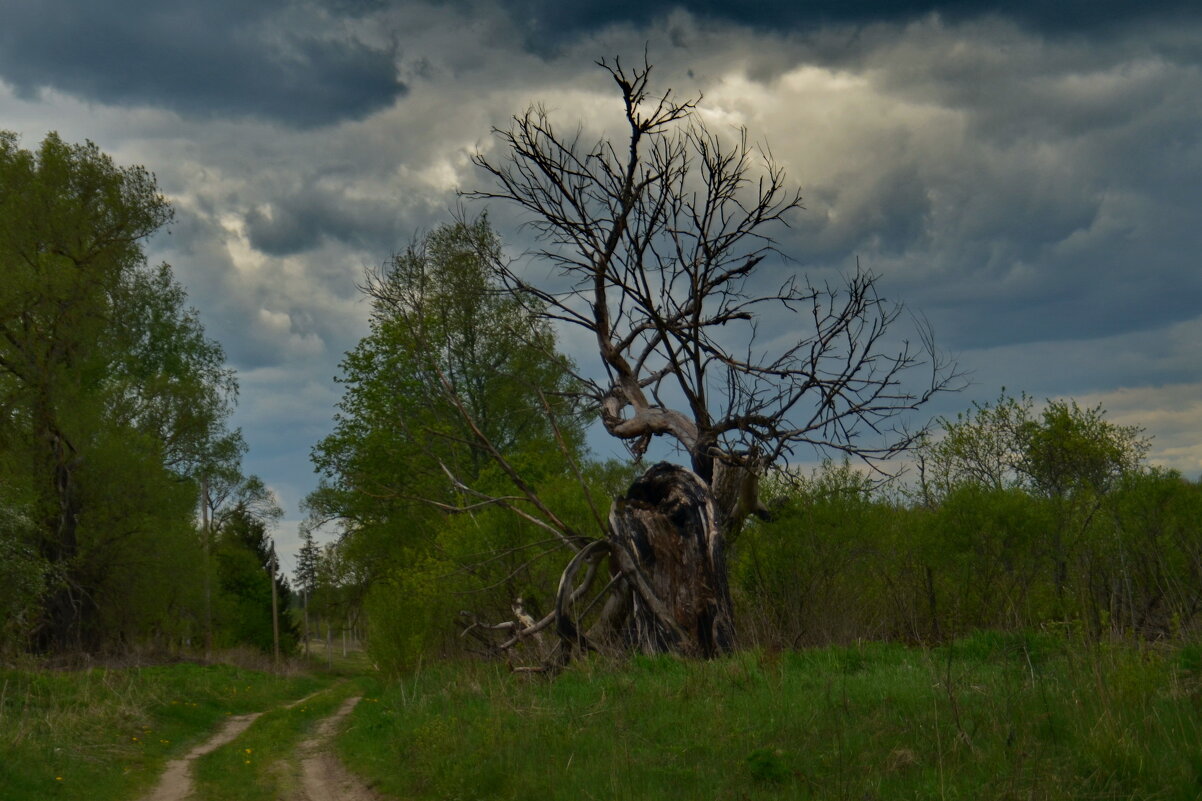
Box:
[134,687,327,801]
[137,712,261,801]
[136,685,382,801]
[295,695,382,801]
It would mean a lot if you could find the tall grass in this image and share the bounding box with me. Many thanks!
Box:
[339,633,1202,800]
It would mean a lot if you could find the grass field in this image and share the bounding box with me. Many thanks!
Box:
[338,632,1202,800]
[0,656,333,801]
[4,634,1202,800]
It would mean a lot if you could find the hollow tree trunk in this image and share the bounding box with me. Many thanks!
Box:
[607,462,735,657]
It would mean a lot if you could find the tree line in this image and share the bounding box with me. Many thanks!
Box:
[738,395,1202,647]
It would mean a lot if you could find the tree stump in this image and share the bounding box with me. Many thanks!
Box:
[607,462,735,657]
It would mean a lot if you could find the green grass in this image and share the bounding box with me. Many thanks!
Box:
[191,678,368,801]
[8,636,1200,800]
[338,633,1202,800]
[0,659,331,801]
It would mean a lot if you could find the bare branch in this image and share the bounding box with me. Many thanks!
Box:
[452,54,962,663]
[472,57,960,492]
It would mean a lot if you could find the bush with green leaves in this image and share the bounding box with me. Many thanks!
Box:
[734,398,1202,647]
[0,505,48,656]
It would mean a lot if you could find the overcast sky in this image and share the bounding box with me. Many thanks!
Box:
[3,0,1200,571]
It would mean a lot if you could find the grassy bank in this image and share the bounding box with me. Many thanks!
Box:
[0,658,331,801]
[339,633,1202,800]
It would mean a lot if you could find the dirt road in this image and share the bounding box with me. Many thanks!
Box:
[295,695,380,801]
[137,691,382,801]
[137,712,262,801]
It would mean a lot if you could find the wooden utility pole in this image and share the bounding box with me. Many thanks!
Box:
[268,542,280,670]
[201,476,212,660]
[302,589,310,658]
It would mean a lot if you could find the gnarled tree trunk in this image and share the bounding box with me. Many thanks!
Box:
[605,463,735,658]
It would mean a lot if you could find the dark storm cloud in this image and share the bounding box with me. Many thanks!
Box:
[0,0,403,128]
[640,16,1202,357]
[502,0,1201,43]
[243,187,402,256]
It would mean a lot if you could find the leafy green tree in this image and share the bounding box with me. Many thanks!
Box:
[197,433,279,532]
[312,216,579,509]
[916,392,1035,502]
[918,392,1147,504]
[0,132,237,651]
[1024,399,1148,501]
[308,217,584,669]
[1103,468,1202,635]
[0,132,172,648]
[294,527,321,654]
[915,392,1152,629]
[213,503,298,654]
[105,263,237,475]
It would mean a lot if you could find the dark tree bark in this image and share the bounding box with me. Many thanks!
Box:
[607,463,734,657]
[32,396,92,652]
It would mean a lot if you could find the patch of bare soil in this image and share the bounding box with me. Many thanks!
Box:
[137,712,261,801]
[295,695,382,801]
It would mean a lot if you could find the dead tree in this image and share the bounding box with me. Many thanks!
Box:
[432,56,959,663]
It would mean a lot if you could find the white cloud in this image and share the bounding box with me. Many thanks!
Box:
[1070,383,1202,479]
